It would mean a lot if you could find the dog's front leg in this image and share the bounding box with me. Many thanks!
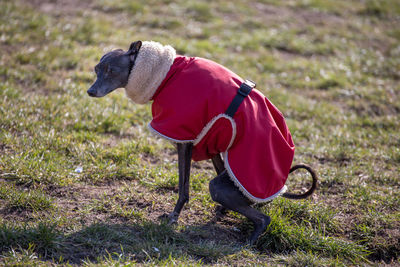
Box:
[163,142,193,224]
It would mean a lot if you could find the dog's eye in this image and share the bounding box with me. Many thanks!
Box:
[108,68,118,75]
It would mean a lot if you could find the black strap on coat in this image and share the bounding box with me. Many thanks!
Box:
[225,79,256,117]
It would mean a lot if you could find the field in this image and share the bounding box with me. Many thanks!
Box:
[0,0,399,265]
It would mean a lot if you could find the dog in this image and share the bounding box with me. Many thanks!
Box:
[87,40,317,244]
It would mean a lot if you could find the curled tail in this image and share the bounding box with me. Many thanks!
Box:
[282,164,318,199]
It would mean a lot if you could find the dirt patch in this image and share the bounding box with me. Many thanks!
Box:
[0,143,13,154]
[43,178,242,238]
[250,2,345,28]
[347,217,400,263]
[23,0,95,16]
[101,133,136,147]
[0,206,40,223]
[369,228,400,263]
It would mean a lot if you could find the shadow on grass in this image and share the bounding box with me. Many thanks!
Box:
[1,209,394,265]
[0,221,241,264]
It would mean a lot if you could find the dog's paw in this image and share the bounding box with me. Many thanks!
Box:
[158,212,178,225]
[215,205,228,217]
[247,215,271,246]
[209,205,228,223]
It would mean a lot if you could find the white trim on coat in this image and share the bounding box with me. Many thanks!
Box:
[222,151,287,203]
[147,123,194,143]
[193,114,237,150]
[148,114,237,146]
[147,114,284,203]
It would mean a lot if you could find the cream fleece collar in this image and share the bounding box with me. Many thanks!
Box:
[125,41,176,104]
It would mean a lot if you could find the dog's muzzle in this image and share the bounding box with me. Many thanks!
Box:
[87,88,97,97]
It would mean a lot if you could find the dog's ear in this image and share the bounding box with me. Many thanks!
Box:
[128,41,142,55]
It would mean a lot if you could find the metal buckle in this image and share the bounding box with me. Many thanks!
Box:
[238,79,256,97]
[245,79,256,88]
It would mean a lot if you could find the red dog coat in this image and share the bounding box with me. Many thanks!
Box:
[147,56,295,203]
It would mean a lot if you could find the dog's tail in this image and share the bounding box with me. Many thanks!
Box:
[282,164,318,199]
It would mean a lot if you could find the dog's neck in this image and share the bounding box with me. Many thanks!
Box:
[125,41,176,104]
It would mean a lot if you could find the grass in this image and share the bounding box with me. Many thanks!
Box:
[0,0,399,265]
[0,184,54,212]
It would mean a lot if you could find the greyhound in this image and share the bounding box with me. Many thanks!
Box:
[87,40,318,244]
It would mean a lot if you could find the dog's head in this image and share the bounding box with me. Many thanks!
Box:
[87,41,142,97]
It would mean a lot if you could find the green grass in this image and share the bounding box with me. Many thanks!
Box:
[0,0,399,265]
[0,184,53,212]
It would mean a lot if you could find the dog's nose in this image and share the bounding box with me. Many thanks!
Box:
[87,89,97,97]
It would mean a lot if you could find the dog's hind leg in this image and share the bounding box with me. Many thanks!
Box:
[211,154,225,175]
[209,171,271,245]
[211,154,228,216]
